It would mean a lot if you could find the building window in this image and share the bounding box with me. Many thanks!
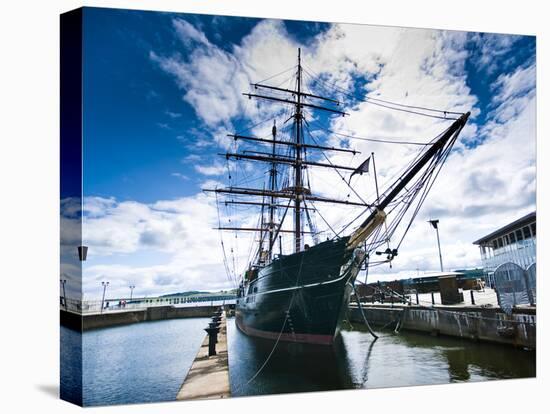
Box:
[531,223,536,237]
[516,229,524,241]
[523,226,531,240]
[497,237,503,248]
[509,232,516,243]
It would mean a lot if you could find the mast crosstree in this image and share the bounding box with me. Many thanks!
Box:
[207,47,471,348]
[205,48,469,271]
[207,48,349,258]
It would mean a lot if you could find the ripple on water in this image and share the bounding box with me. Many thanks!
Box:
[63,316,535,405]
[62,318,209,406]
[228,318,535,396]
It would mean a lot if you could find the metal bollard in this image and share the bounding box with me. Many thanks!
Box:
[209,321,221,343]
[470,289,475,305]
[204,327,220,356]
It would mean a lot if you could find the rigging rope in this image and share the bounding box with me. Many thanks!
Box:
[301,65,464,120]
[309,201,339,238]
[255,65,298,85]
[396,138,457,250]
[215,192,238,287]
[304,123,371,206]
[303,200,321,244]
[307,116,436,146]
[217,58,465,290]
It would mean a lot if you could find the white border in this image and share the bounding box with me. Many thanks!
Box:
[0,1,546,413]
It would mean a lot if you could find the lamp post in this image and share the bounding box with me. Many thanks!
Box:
[78,245,88,261]
[60,279,68,310]
[129,285,135,301]
[428,219,444,272]
[101,281,109,313]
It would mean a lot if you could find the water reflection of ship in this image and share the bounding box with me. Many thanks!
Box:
[229,318,535,395]
[360,328,536,384]
[229,320,356,396]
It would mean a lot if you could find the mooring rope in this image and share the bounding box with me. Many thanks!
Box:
[245,248,307,385]
[351,282,378,340]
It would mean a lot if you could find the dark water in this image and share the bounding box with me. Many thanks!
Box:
[227,318,536,397]
[60,325,82,405]
[62,316,535,406]
[61,318,209,406]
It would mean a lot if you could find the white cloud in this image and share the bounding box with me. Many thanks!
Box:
[368,74,536,279]
[469,33,523,75]
[60,198,84,298]
[182,154,202,162]
[171,172,190,180]
[165,110,182,118]
[194,163,226,176]
[173,18,211,48]
[488,62,536,124]
[150,19,301,130]
[79,193,253,299]
[140,19,536,285]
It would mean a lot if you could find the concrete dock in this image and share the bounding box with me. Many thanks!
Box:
[60,305,220,331]
[349,301,536,349]
[177,311,231,400]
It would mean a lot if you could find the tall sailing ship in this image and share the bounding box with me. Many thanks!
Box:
[206,49,469,345]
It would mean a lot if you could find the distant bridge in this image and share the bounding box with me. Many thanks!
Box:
[60,293,237,314]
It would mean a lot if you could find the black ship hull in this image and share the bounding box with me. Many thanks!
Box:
[235,236,364,345]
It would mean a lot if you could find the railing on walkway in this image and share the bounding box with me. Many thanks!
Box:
[60,296,236,314]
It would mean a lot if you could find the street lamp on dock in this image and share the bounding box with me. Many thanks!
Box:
[60,279,68,310]
[428,219,444,272]
[101,281,109,313]
[129,285,135,301]
[78,245,88,261]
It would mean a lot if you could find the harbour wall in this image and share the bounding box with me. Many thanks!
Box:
[177,310,230,400]
[60,305,219,331]
[349,304,536,349]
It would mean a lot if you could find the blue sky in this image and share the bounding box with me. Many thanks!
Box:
[66,7,536,299]
[82,8,333,202]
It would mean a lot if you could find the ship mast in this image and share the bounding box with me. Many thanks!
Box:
[294,48,303,253]
[269,120,277,259]
[347,111,470,250]
[206,48,351,259]
[206,50,471,278]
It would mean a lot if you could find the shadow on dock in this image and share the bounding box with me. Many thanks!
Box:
[177,310,231,400]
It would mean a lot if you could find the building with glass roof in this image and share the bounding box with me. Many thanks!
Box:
[473,211,536,287]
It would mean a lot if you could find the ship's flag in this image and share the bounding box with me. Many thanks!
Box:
[428,219,439,229]
[350,156,371,179]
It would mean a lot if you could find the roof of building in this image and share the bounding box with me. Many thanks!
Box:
[408,271,463,279]
[473,211,536,245]
[402,271,464,283]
